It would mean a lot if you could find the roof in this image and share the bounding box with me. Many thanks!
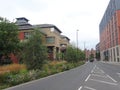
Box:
[18,24,34,30]
[60,35,70,41]
[16,17,33,30]
[34,24,62,33]
[16,17,29,22]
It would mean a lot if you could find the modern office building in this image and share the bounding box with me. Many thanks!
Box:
[99,0,120,62]
[96,43,100,60]
[96,43,100,53]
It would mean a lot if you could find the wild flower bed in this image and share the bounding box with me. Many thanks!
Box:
[0,61,85,89]
[0,64,26,75]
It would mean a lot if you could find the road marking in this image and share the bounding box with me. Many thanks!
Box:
[89,78,118,86]
[91,74,107,78]
[78,86,83,90]
[100,70,105,73]
[91,65,96,73]
[92,66,105,74]
[97,68,105,73]
[84,86,96,90]
[107,75,117,83]
[85,74,91,82]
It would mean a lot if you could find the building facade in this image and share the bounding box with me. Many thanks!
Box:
[85,48,96,61]
[96,43,100,53]
[96,43,100,60]
[16,17,34,41]
[34,24,70,60]
[99,0,120,62]
[16,18,70,60]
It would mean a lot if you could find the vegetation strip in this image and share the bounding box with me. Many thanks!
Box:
[0,61,85,89]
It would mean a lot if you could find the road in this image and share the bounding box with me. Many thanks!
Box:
[5,61,120,90]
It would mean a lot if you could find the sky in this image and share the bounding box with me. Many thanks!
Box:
[0,0,110,50]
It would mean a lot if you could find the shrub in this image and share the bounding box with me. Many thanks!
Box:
[21,29,47,70]
[0,69,42,86]
[65,46,85,62]
[0,64,27,85]
[0,17,20,65]
[0,61,85,90]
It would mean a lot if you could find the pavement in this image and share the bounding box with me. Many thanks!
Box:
[101,61,120,65]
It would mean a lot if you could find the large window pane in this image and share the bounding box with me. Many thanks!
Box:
[46,37,55,44]
[24,32,30,39]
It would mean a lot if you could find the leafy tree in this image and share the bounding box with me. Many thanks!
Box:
[21,29,47,70]
[65,45,85,63]
[77,49,85,60]
[0,17,19,64]
[65,46,78,62]
[90,53,94,59]
[96,52,100,60]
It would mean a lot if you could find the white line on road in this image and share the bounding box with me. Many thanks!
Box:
[84,86,96,90]
[91,65,96,73]
[100,69,105,73]
[91,74,107,78]
[89,78,118,86]
[78,86,83,90]
[92,66,104,74]
[85,74,91,82]
[107,75,117,83]
[78,65,96,90]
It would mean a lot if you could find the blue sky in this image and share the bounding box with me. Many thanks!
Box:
[0,0,110,49]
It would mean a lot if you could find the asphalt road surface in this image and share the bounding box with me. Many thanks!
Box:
[5,61,120,90]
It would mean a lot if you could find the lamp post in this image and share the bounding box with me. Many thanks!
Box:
[76,30,79,57]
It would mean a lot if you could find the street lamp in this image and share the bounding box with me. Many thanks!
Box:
[76,30,79,49]
[76,30,79,56]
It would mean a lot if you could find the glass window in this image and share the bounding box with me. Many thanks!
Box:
[24,32,30,39]
[117,58,120,62]
[116,47,119,56]
[46,37,55,44]
[50,28,54,32]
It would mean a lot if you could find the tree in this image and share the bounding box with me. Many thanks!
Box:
[77,49,85,60]
[90,53,94,59]
[21,29,47,70]
[65,45,85,63]
[96,52,100,60]
[65,46,78,62]
[0,17,19,64]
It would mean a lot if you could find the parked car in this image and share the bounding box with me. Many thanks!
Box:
[89,59,94,62]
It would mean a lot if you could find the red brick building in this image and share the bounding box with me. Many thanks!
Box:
[85,48,96,61]
[99,0,120,62]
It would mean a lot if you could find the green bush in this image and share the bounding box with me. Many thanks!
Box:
[0,61,85,89]
[20,29,47,70]
[0,72,11,83]
[0,84,10,90]
[0,69,42,86]
[65,46,85,63]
